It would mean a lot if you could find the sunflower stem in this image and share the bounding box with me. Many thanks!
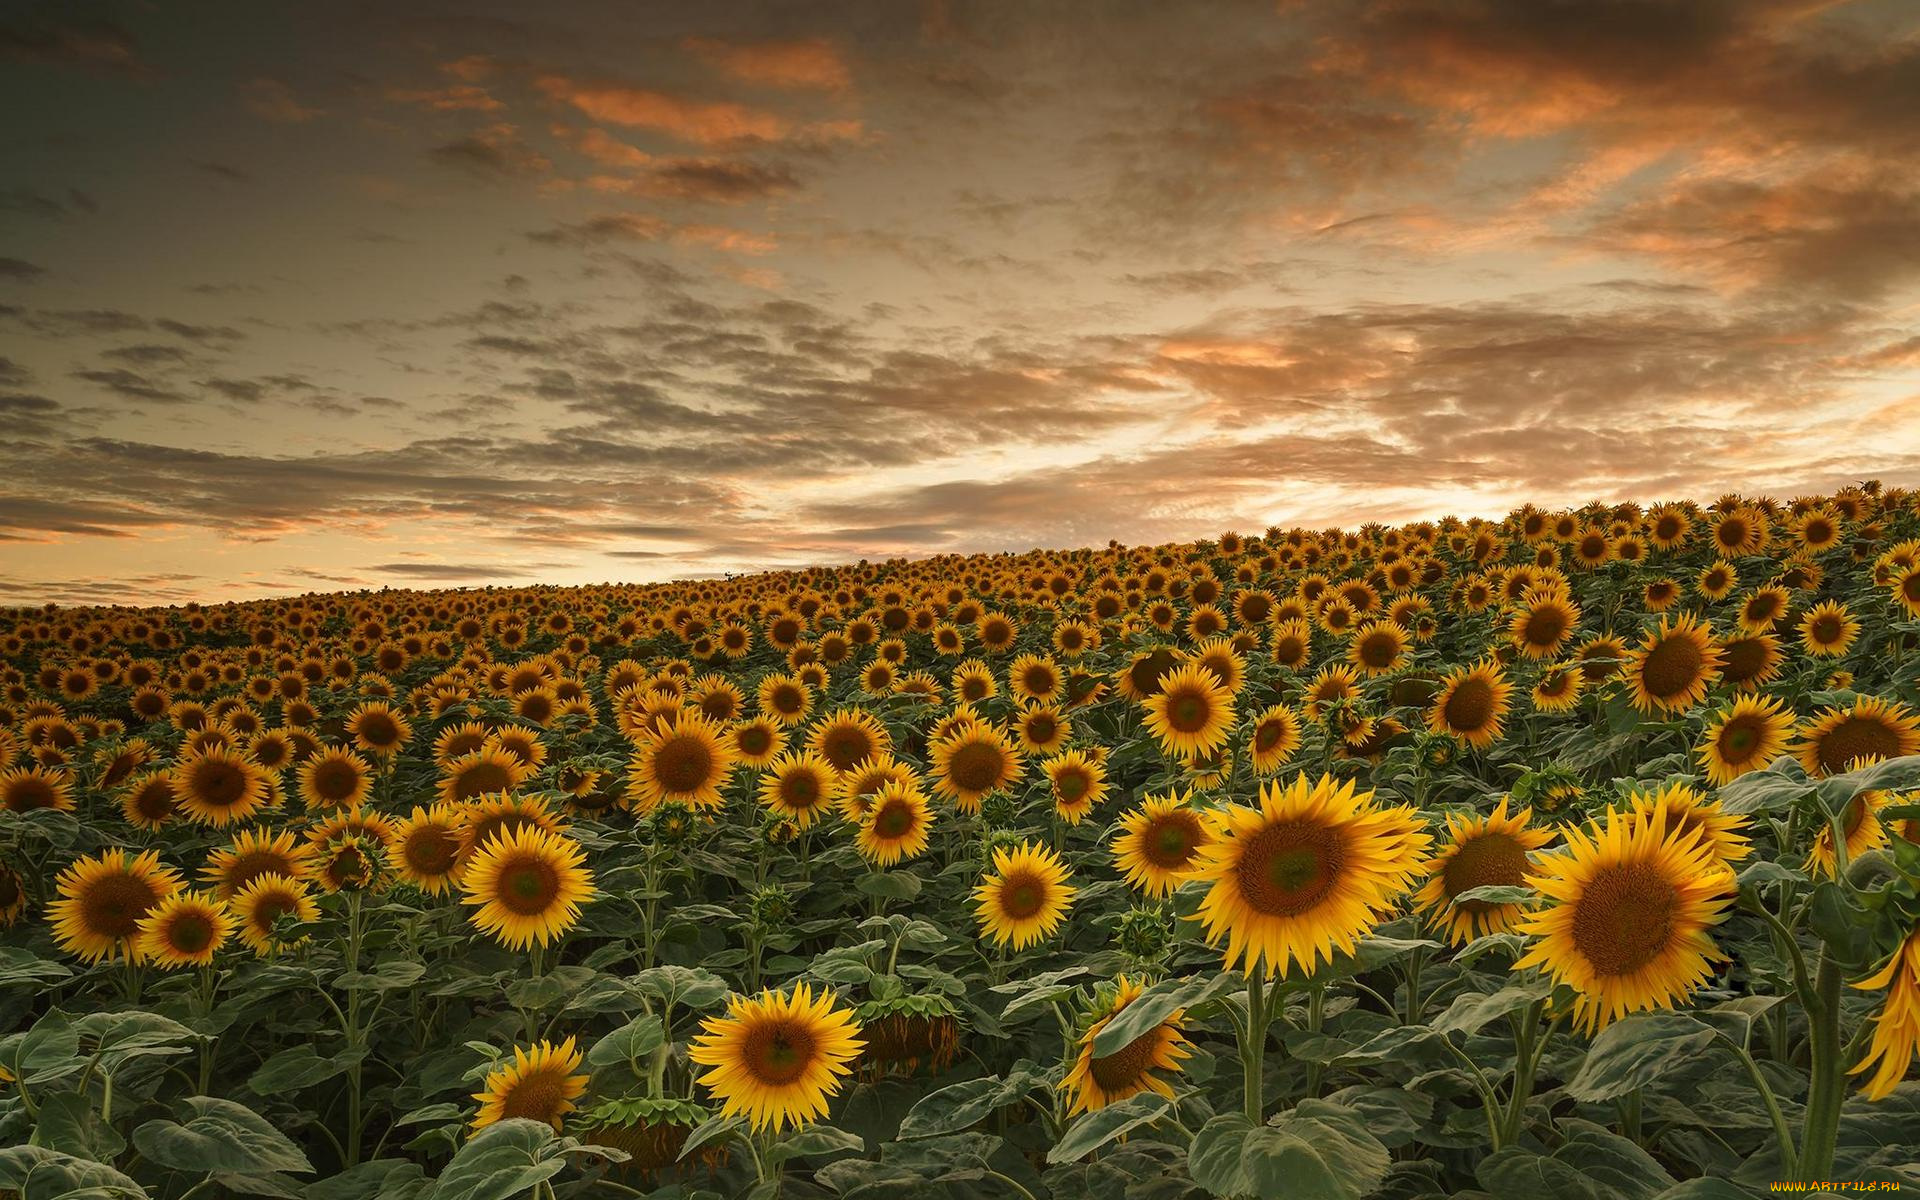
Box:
[1796,950,1845,1181]
[1712,1027,1796,1176]
[1242,971,1270,1123]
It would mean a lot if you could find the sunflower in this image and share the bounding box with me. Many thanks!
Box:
[1413,798,1552,945]
[1043,749,1108,824]
[1807,790,1889,877]
[807,708,891,774]
[1303,664,1361,718]
[1111,791,1214,898]
[1248,704,1303,774]
[730,716,786,768]
[1115,647,1182,701]
[1270,619,1314,671]
[1015,702,1071,755]
[306,807,397,892]
[1185,773,1430,977]
[231,872,318,954]
[627,713,736,814]
[1142,662,1236,761]
[1891,564,1920,619]
[1427,660,1512,749]
[1697,695,1795,785]
[461,824,595,949]
[1626,782,1750,869]
[1060,975,1191,1117]
[757,674,813,726]
[1851,926,1920,1101]
[975,841,1076,949]
[347,701,412,757]
[1735,586,1792,634]
[1626,614,1722,715]
[835,753,920,823]
[135,891,233,968]
[1719,632,1786,692]
[1009,653,1064,703]
[434,721,493,766]
[1513,805,1734,1032]
[1795,697,1920,778]
[172,746,273,827]
[856,782,934,866]
[300,745,375,809]
[120,770,178,830]
[1530,662,1584,713]
[931,723,1024,814]
[1509,596,1581,660]
[1347,620,1409,677]
[472,1038,589,1132]
[688,983,864,1133]
[1798,600,1860,658]
[0,862,27,928]
[47,849,184,963]
[1710,507,1767,557]
[387,803,469,894]
[1697,560,1739,601]
[201,828,315,896]
[0,764,75,813]
[758,751,839,829]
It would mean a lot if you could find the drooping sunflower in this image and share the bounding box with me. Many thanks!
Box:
[1412,798,1553,944]
[1509,596,1581,660]
[757,751,839,829]
[1513,805,1735,1032]
[930,723,1024,814]
[461,824,595,949]
[627,713,736,814]
[1427,660,1512,749]
[1142,662,1237,761]
[688,983,865,1133]
[1626,614,1723,714]
[1060,975,1192,1117]
[1795,697,1920,778]
[300,745,375,810]
[974,841,1076,949]
[1043,749,1108,824]
[1798,600,1860,658]
[1185,773,1431,977]
[855,781,934,867]
[47,849,184,963]
[1626,782,1751,870]
[1807,790,1890,877]
[1248,704,1303,774]
[1111,791,1214,898]
[0,764,75,813]
[201,828,316,896]
[471,1038,589,1132]
[135,891,233,968]
[172,746,273,827]
[1851,926,1920,1101]
[387,803,470,894]
[231,871,319,954]
[1697,695,1796,785]
[807,708,891,774]
[120,770,179,830]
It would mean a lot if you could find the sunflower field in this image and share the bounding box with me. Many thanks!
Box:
[5,487,1920,1200]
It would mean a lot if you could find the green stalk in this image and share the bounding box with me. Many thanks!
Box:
[1243,972,1270,1123]
[1796,951,1845,1181]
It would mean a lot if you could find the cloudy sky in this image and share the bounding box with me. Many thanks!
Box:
[4,0,1920,605]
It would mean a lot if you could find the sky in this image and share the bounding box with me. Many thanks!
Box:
[3,0,1920,607]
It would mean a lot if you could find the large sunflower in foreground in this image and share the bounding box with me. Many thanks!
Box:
[974,841,1076,949]
[1427,660,1512,749]
[1794,697,1920,778]
[1111,791,1215,898]
[1185,773,1430,978]
[688,983,864,1132]
[1141,662,1237,761]
[47,849,185,963]
[1851,925,1920,1101]
[628,713,736,814]
[472,1038,588,1132]
[1060,975,1191,1116]
[1697,695,1795,785]
[1626,614,1723,715]
[1513,806,1734,1033]
[1412,798,1553,945]
[460,825,595,949]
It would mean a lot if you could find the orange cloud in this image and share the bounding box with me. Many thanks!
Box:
[388,84,503,112]
[683,36,852,92]
[240,78,321,123]
[536,75,789,144]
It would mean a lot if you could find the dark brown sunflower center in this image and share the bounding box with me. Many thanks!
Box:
[5,776,56,810]
[1089,1023,1160,1093]
[771,686,804,714]
[500,1067,570,1121]
[1640,635,1705,699]
[497,856,561,915]
[1145,814,1201,869]
[821,729,874,771]
[1359,634,1397,668]
[405,826,461,875]
[743,1020,817,1085]
[654,736,714,793]
[1025,714,1058,743]
[1813,716,1901,775]
[948,742,1006,793]
[1810,616,1844,643]
[1054,769,1090,802]
[247,892,295,934]
[359,715,400,745]
[81,874,161,939]
[1236,821,1343,916]
[874,799,915,838]
[190,760,249,807]
[1165,691,1212,733]
[313,761,363,801]
[781,772,823,809]
[166,912,216,954]
[1000,870,1048,919]
[1442,830,1528,911]
[1522,609,1567,646]
[1570,862,1677,977]
[1443,678,1495,732]
[1718,716,1765,762]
